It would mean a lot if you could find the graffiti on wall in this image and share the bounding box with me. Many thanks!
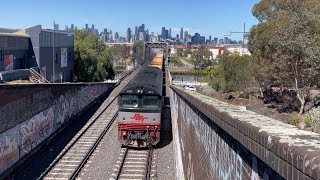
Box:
[0,84,110,174]
[169,89,281,179]
[20,108,54,153]
[170,89,244,179]
[0,132,19,174]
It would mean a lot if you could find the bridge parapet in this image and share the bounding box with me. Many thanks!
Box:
[0,83,115,176]
[169,85,320,179]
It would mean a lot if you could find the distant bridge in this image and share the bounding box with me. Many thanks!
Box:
[105,42,134,47]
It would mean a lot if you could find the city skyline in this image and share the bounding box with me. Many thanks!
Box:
[64,22,242,46]
[0,0,259,41]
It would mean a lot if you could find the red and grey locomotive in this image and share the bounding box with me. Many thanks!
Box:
[118,53,164,148]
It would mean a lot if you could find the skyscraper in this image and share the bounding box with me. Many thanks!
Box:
[169,28,172,39]
[165,29,169,39]
[180,27,184,40]
[103,28,108,34]
[184,31,188,41]
[85,24,89,32]
[91,24,95,34]
[135,26,138,40]
[115,32,119,39]
[70,24,74,30]
[127,28,132,42]
[161,27,165,39]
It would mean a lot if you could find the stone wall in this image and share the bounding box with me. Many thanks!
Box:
[0,83,114,174]
[169,85,320,180]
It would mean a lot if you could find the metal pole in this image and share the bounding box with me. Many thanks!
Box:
[243,22,245,55]
[53,21,55,83]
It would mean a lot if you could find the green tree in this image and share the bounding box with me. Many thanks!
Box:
[74,30,114,82]
[222,55,254,92]
[110,45,127,68]
[132,42,144,64]
[249,0,320,114]
[192,46,212,68]
[206,55,254,92]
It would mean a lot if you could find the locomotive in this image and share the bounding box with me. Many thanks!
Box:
[118,53,164,148]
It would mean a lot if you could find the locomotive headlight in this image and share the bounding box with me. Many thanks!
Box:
[123,132,127,136]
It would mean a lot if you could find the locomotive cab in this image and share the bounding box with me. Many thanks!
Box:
[118,91,162,147]
[118,53,164,148]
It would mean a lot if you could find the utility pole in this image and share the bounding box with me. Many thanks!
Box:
[224,22,249,55]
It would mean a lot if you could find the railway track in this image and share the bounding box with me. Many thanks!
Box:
[37,64,147,180]
[110,147,156,180]
[38,99,118,180]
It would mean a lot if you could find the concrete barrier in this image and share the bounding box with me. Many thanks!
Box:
[0,83,115,175]
[169,85,320,179]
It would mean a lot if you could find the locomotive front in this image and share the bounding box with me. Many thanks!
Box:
[118,68,163,148]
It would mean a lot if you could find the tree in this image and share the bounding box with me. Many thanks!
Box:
[74,30,114,82]
[269,10,320,114]
[221,55,254,92]
[249,0,320,114]
[132,42,144,64]
[110,45,127,68]
[192,46,212,68]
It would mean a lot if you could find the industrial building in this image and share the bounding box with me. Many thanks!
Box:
[26,25,74,82]
[0,25,74,82]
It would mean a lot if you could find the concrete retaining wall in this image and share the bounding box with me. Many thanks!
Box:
[169,85,320,180]
[0,83,114,175]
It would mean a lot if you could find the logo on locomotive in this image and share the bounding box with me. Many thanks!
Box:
[130,113,148,122]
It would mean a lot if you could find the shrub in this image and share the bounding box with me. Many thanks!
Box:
[305,107,320,133]
[304,116,312,127]
[291,114,301,125]
[209,78,226,92]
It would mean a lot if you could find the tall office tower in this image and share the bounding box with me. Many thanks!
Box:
[165,29,169,39]
[85,24,89,32]
[184,31,188,41]
[109,30,113,41]
[180,27,184,40]
[141,24,145,32]
[91,24,95,34]
[161,27,165,39]
[176,34,179,40]
[115,32,119,39]
[94,29,99,37]
[103,29,107,34]
[75,26,77,30]
[209,36,212,41]
[135,26,138,40]
[169,28,172,39]
[127,28,132,42]
[138,31,144,41]
[70,24,74,30]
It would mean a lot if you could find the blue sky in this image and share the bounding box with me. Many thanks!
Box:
[0,0,260,40]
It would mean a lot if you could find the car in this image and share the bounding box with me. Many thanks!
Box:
[184,85,196,91]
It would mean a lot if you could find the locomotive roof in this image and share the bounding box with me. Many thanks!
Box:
[121,67,163,96]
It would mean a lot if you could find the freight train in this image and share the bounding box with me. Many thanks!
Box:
[118,53,164,148]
